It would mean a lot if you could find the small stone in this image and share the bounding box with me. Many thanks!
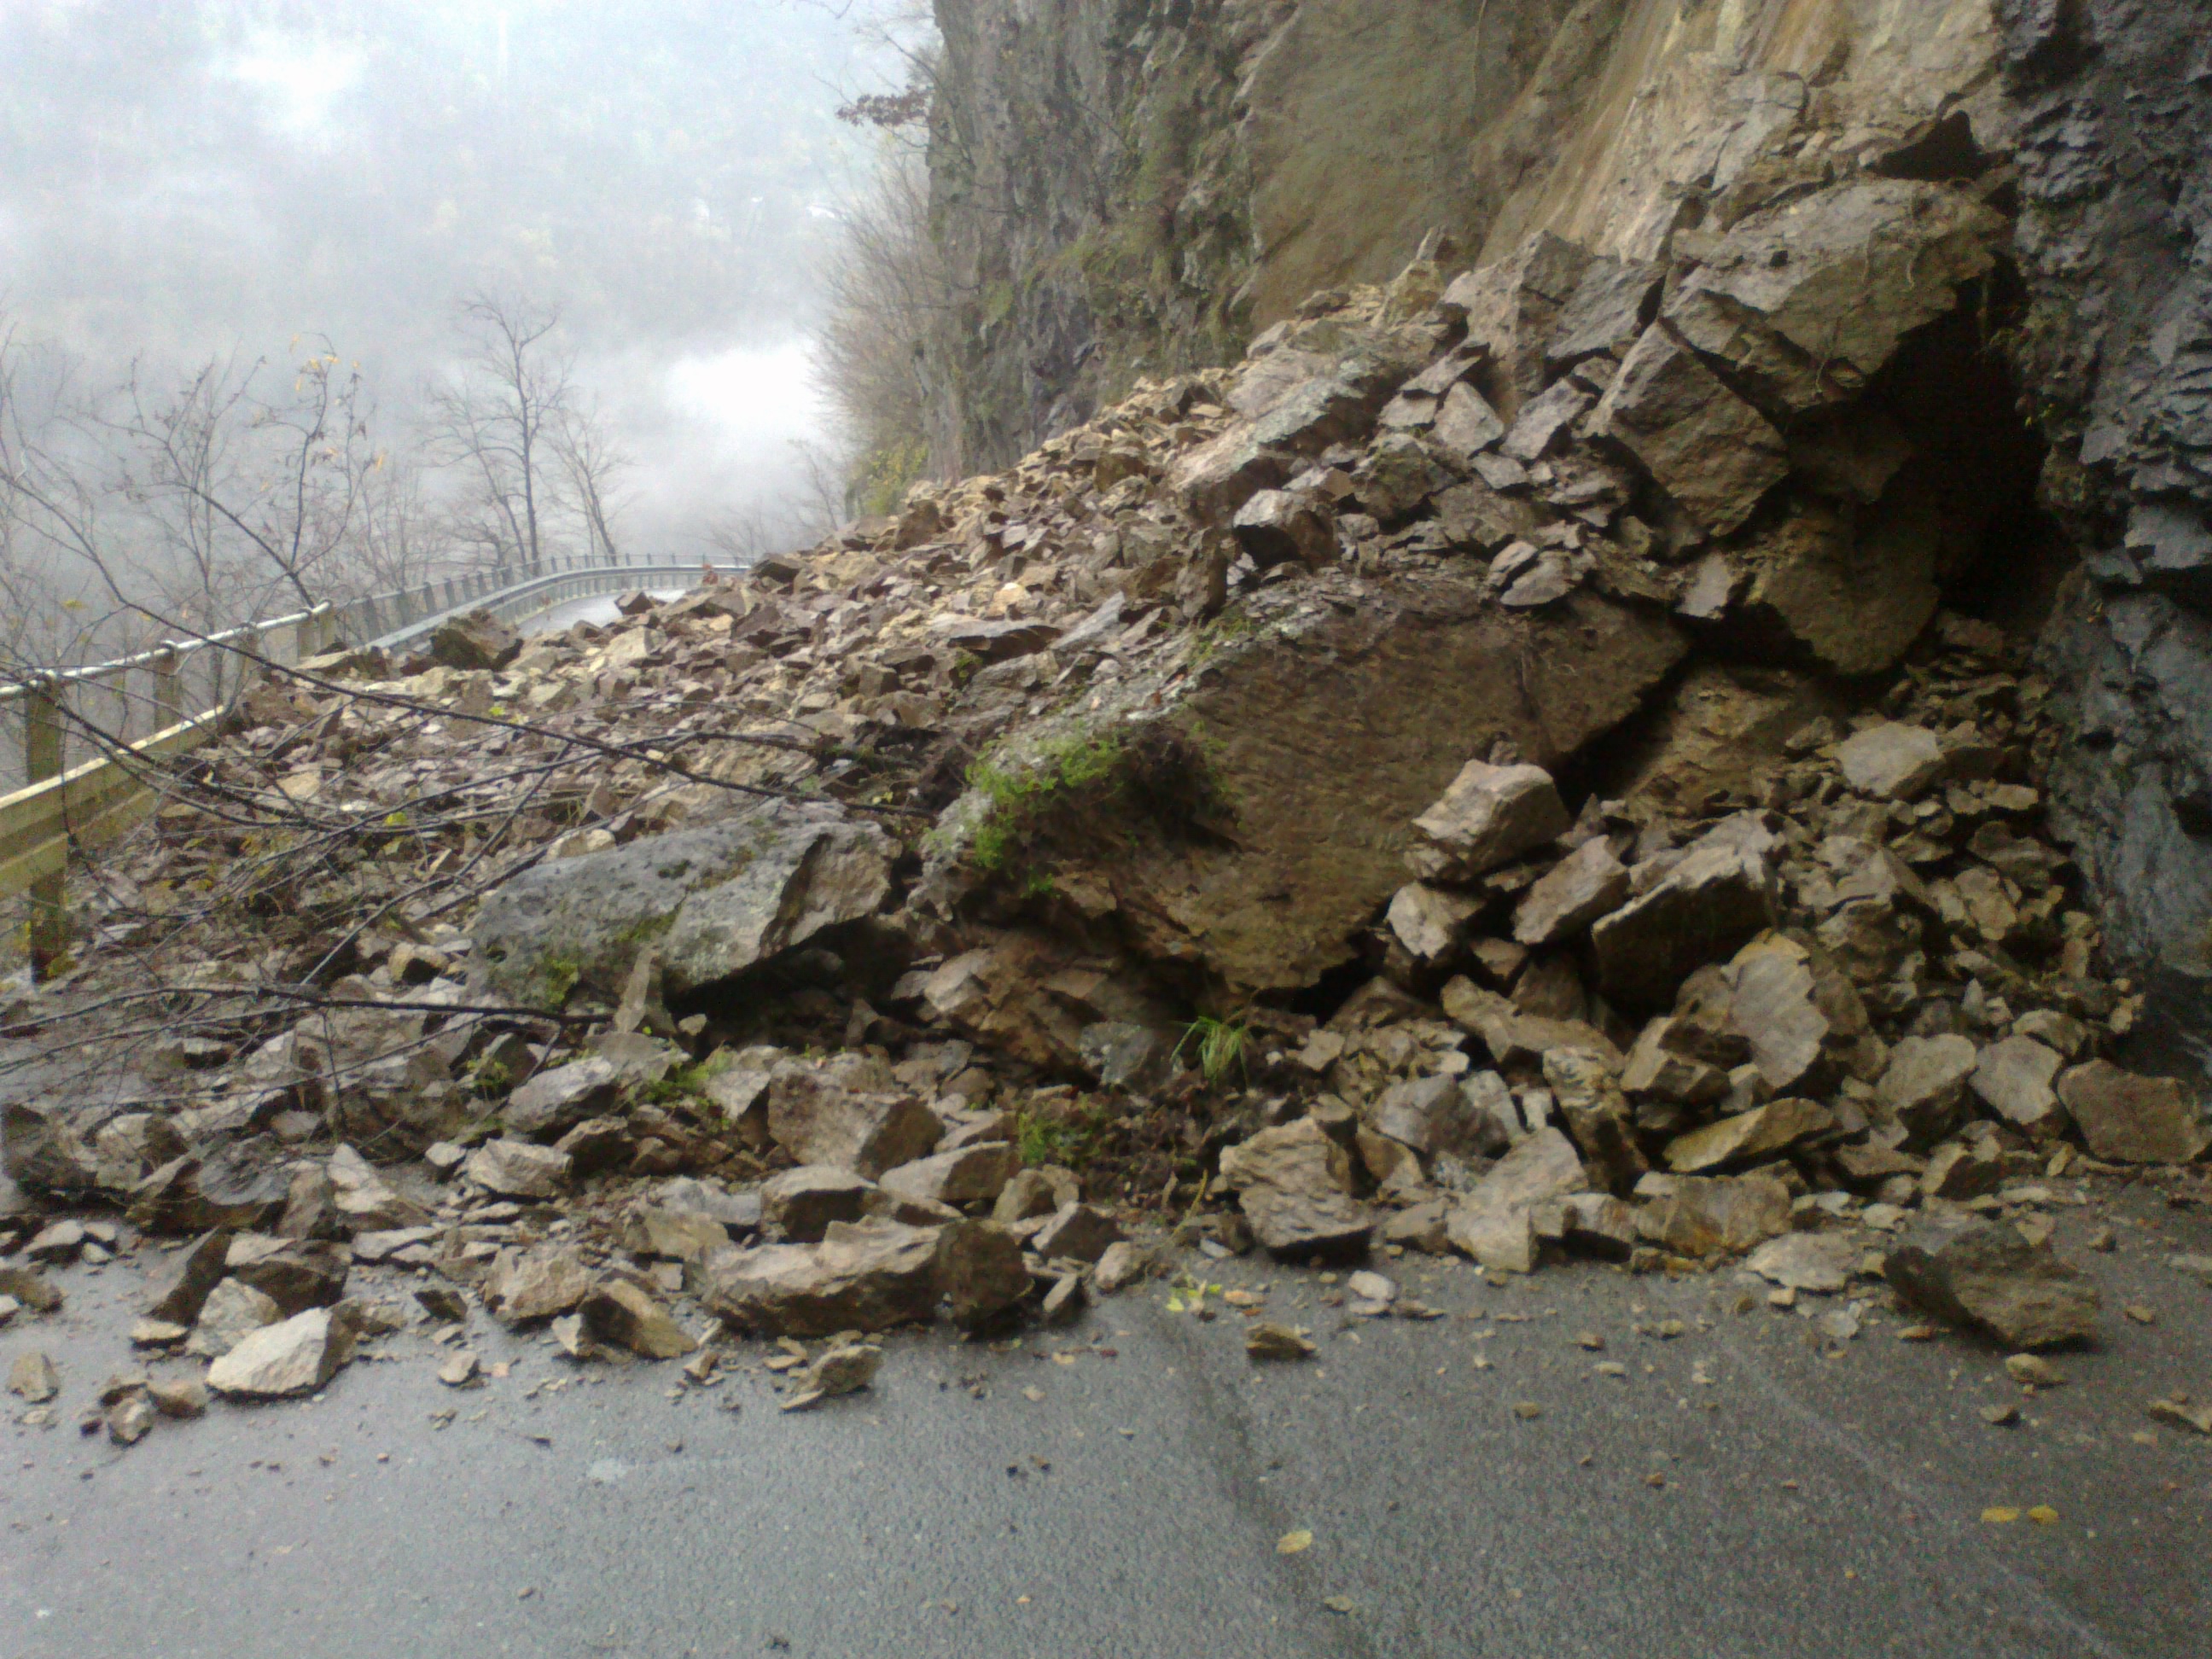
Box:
[783,1339,883,1408]
[1512,838,1631,947]
[1092,1241,1151,1295]
[484,1244,596,1325]
[186,1278,283,1358]
[0,1266,63,1314]
[438,1351,481,1388]
[1664,1098,1835,1173]
[147,1377,207,1418]
[2147,1397,2212,1436]
[1981,1402,2019,1427]
[130,1318,189,1348]
[2005,1353,2064,1388]
[761,1166,878,1243]
[107,1393,156,1446]
[1246,1322,1316,1361]
[1743,1232,1855,1295]
[8,1350,60,1402]
[26,1219,86,1262]
[1040,1274,1086,1324]
[992,1166,1081,1224]
[1030,1203,1125,1266]
[1406,760,1571,883]
[878,1142,1020,1208]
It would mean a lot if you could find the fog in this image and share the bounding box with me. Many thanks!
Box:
[0,0,896,567]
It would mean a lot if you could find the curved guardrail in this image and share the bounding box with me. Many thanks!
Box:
[1,556,737,973]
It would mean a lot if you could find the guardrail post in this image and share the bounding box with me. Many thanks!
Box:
[24,678,67,977]
[153,648,182,730]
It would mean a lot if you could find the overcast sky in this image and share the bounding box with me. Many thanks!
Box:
[0,0,903,552]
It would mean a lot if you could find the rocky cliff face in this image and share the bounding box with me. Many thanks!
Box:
[919,0,2212,1074]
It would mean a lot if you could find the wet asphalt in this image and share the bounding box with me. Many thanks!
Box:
[3,1182,2208,1659]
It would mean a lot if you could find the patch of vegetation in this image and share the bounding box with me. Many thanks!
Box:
[1174,1015,1250,1088]
[1016,1097,1111,1168]
[537,954,582,1006]
[965,731,1127,875]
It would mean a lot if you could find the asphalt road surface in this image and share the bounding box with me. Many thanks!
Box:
[3,1182,2207,1659]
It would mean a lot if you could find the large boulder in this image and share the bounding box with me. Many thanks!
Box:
[2056,1062,2209,1164]
[472,800,894,1009]
[1591,826,1778,1010]
[765,1058,942,1179]
[1445,1126,1587,1272]
[1589,325,1788,536]
[427,609,521,672]
[207,1308,355,1399]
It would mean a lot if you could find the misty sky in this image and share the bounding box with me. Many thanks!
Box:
[0,0,904,552]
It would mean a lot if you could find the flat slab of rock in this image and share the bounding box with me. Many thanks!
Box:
[1837,723,1946,800]
[1745,1232,1855,1294]
[767,1065,943,1180]
[207,1308,355,1399]
[473,800,894,1008]
[1634,1173,1791,1259]
[1031,1203,1124,1265]
[1446,1127,1587,1272]
[1883,1214,2099,1350]
[1665,1097,1836,1173]
[1589,324,1787,535]
[2056,1062,2209,1164]
[1592,835,1777,1010]
[703,1219,944,1337]
[1512,838,1629,946]
[1971,1038,2067,1139]
[1218,1119,1371,1258]
[486,1244,595,1324]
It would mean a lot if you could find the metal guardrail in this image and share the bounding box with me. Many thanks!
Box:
[1,556,737,974]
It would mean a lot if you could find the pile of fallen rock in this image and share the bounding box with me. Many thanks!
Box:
[8,166,2212,1431]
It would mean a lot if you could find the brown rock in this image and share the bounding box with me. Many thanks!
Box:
[1446,1127,1587,1272]
[485,1244,595,1324]
[767,1068,943,1179]
[1218,1118,1372,1257]
[1589,325,1787,535]
[1877,1035,1980,1147]
[580,1280,698,1359]
[1971,1039,2068,1140]
[935,1219,1032,1328]
[2056,1063,2209,1165]
[1441,978,1625,1072]
[206,1308,356,1399]
[1837,724,1946,801]
[1633,1173,1791,1258]
[761,1167,878,1243]
[877,1142,1020,1209]
[1246,1322,1317,1361]
[464,1138,572,1201]
[1386,882,1480,963]
[992,1166,1082,1224]
[1406,760,1569,883]
[1883,1214,2098,1350]
[1030,1203,1125,1266]
[1663,1098,1836,1173]
[1231,489,1336,569]
[1512,838,1629,947]
[1592,838,1778,1010]
[702,1219,944,1337]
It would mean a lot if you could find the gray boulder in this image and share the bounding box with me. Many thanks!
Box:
[702,1219,945,1337]
[473,800,894,1009]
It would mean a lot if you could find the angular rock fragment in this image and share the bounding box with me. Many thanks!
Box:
[186,1278,284,1358]
[207,1308,356,1399]
[1446,1127,1587,1272]
[783,1339,882,1408]
[1745,1232,1856,1294]
[473,800,894,1008]
[1837,724,1945,800]
[1877,1036,1980,1147]
[147,1229,236,1326]
[501,1056,626,1138]
[877,1142,1020,1209]
[1030,1203,1124,1266]
[992,1166,1082,1225]
[427,609,520,672]
[1247,1323,1316,1361]
[8,1349,59,1402]
[1663,1097,1835,1173]
[224,1235,348,1316]
[464,1138,572,1201]
[580,1280,698,1359]
[935,1219,1032,1328]
[2056,1063,2209,1165]
[1971,1038,2068,1139]
[1407,760,1569,882]
[1441,978,1624,1072]
[762,1167,877,1243]
[1592,836,1777,1010]
[1633,1173,1790,1258]
[1883,1214,2099,1350]
[1589,325,1787,535]
[1092,1240,1152,1295]
[1541,1049,1645,1192]
[485,1244,595,1324]
[703,1219,943,1337]
[767,1065,943,1180]
[1513,837,1629,947]
[1231,489,1336,569]
[1386,882,1479,963]
[1217,1118,1371,1257]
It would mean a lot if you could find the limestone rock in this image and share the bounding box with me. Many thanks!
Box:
[1512,837,1629,946]
[1971,1038,2068,1139]
[762,1166,878,1243]
[1664,1098,1836,1173]
[1837,724,1946,800]
[1441,978,1624,1072]
[464,1138,572,1201]
[1231,489,1336,569]
[1407,760,1569,882]
[1030,1203,1124,1265]
[992,1166,1081,1224]
[702,1219,944,1337]
[579,1280,698,1359]
[784,1339,883,1407]
[7,1349,59,1401]
[1386,882,1479,963]
[0,1266,62,1314]
[473,800,894,1009]
[1633,1173,1790,1259]
[1446,1127,1587,1272]
[147,1229,237,1326]
[1745,1232,1855,1295]
[1877,1035,1980,1146]
[767,1062,942,1179]
[1592,837,1778,1010]
[1217,1118,1372,1257]
[224,1235,348,1316]
[1,1102,99,1195]
[1883,1214,2099,1350]
[1246,1322,1317,1361]
[1541,1049,1646,1193]
[501,1056,626,1139]
[877,1142,1020,1209]
[1589,324,1787,535]
[186,1278,283,1358]
[1092,1240,1153,1295]
[485,1244,595,1324]
[427,609,520,671]
[207,1308,356,1399]
[2056,1062,2210,1165]
[936,1219,1032,1328]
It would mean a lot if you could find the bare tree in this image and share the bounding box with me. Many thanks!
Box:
[550,395,630,565]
